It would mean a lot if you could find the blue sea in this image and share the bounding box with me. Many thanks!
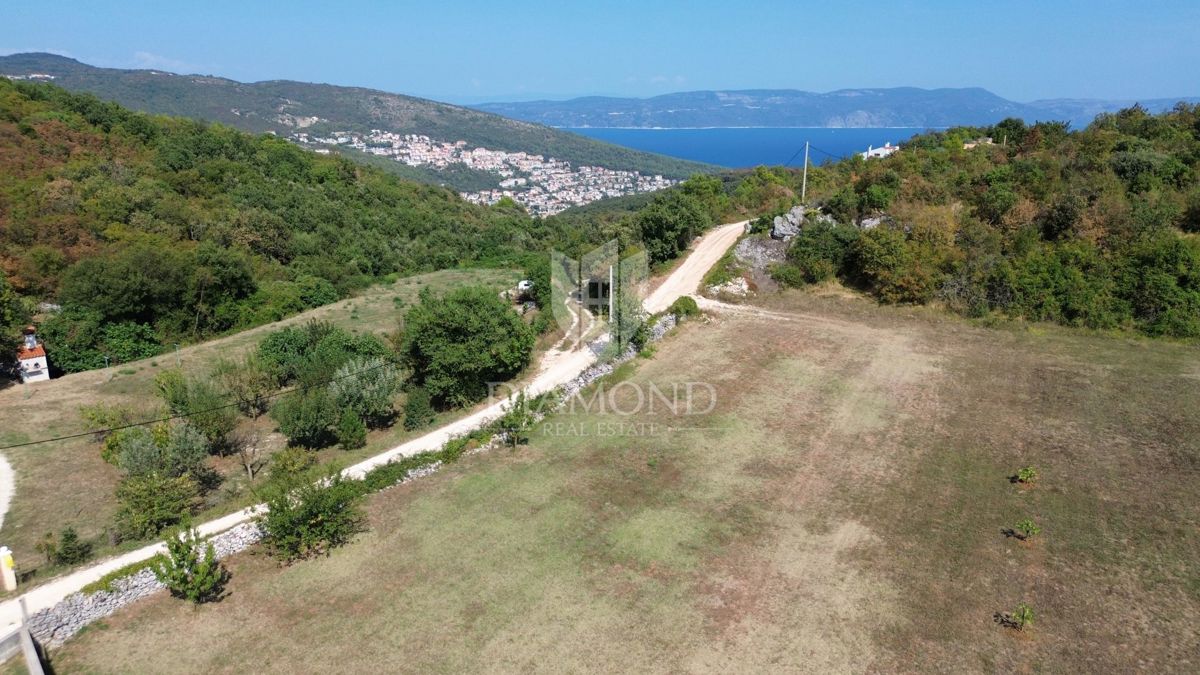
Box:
[565,127,932,168]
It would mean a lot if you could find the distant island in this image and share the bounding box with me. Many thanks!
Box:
[474,88,1200,129]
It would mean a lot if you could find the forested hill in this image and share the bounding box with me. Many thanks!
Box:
[0,79,575,371]
[0,53,713,183]
[476,88,1200,129]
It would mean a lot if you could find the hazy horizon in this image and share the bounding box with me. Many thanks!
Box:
[3,1,1198,105]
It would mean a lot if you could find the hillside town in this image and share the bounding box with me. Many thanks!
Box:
[290,130,675,215]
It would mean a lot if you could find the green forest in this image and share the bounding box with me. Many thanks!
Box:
[760,107,1200,337]
[0,80,605,372]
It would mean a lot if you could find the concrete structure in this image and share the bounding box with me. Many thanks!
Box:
[15,327,48,383]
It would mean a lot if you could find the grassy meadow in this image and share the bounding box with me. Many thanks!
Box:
[42,288,1200,672]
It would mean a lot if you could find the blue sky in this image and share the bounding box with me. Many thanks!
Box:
[4,1,1197,103]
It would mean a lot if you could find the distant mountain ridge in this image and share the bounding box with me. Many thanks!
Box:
[0,53,713,185]
[474,88,1200,130]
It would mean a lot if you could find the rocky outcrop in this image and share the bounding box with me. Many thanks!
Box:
[770,205,806,240]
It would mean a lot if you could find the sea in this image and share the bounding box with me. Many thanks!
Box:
[565,127,932,168]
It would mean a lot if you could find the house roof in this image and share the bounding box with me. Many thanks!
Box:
[17,344,46,360]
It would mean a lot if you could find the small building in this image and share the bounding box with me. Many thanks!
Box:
[16,326,49,383]
[963,137,995,150]
[861,142,900,160]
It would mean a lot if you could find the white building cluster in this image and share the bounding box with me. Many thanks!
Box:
[291,130,675,216]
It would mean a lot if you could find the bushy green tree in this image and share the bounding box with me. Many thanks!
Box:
[155,371,237,450]
[400,286,536,407]
[53,526,92,565]
[115,423,209,479]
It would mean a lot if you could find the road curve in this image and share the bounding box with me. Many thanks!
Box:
[643,221,747,314]
[0,219,747,629]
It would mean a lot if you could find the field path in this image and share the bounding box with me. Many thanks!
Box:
[0,219,746,630]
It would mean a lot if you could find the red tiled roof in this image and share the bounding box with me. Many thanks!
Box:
[17,345,46,360]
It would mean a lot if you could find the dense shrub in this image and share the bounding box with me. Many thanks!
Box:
[329,356,402,426]
[270,387,338,448]
[335,409,367,450]
[637,190,714,263]
[115,474,200,539]
[786,222,861,283]
[402,387,436,431]
[155,370,238,450]
[668,295,701,318]
[114,423,209,479]
[258,473,365,562]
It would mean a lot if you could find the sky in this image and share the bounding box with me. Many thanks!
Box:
[4,0,1198,104]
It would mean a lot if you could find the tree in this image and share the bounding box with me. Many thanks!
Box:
[155,370,238,451]
[0,271,24,357]
[152,525,228,603]
[400,286,536,408]
[114,423,209,479]
[637,191,712,264]
[213,355,273,419]
[329,356,401,427]
[335,409,367,450]
[115,474,200,539]
[53,526,92,565]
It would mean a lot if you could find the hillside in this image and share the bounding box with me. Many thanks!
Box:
[0,53,713,188]
[0,78,575,371]
[475,87,1200,129]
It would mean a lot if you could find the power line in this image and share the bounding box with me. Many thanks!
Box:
[0,358,402,451]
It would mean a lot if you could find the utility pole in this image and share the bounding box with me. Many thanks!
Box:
[800,141,810,203]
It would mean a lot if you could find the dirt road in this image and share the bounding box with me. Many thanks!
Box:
[0,219,748,630]
[643,220,746,314]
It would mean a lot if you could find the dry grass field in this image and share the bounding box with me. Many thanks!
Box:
[0,269,518,582]
[43,289,1200,673]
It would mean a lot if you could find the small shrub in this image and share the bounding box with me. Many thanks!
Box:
[498,392,534,450]
[1014,518,1042,540]
[35,532,57,565]
[151,526,228,603]
[1016,466,1039,484]
[668,295,701,318]
[258,472,365,562]
[1012,602,1035,630]
[403,387,436,431]
[335,409,367,450]
[53,526,93,565]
